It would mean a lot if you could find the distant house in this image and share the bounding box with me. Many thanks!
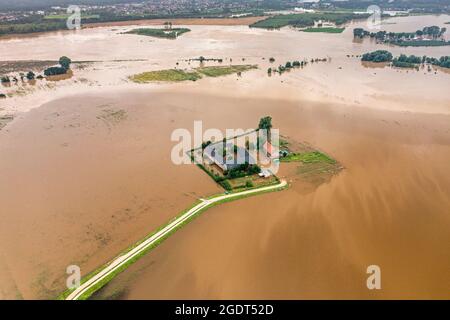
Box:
[204,141,256,172]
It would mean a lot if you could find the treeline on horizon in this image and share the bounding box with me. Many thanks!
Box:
[321,0,450,13]
[0,0,292,11]
[353,25,450,47]
[354,25,447,39]
[2,0,449,12]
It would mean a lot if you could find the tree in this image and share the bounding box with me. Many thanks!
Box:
[59,56,72,70]
[353,28,364,38]
[44,66,67,76]
[201,140,211,150]
[361,50,393,63]
[258,116,272,131]
[26,71,35,80]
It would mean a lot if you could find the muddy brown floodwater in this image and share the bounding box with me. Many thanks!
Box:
[90,90,450,300]
[0,14,449,299]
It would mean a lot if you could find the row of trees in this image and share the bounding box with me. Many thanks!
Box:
[43,56,71,76]
[1,56,72,88]
[268,58,327,75]
[362,50,450,69]
[424,56,450,68]
[391,54,450,69]
[1,71,37,83]
[361,50,393,63]
[392,54,423,68]
[354,26,447,42]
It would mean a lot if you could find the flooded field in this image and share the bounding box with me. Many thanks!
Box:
[0,14,449,299]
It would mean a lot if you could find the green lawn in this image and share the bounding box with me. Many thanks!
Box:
[281,151,336,164]
[196,65,257,77]
[130,69,201,83]
[130,65,257,83]
[302,27,345,33]
[124,28,190,39]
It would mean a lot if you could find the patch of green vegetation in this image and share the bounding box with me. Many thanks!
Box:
[130,69,201,83]
[250,12,369,29]
[302,27,345,33]
[281,151,336,164]
[124,27,191,39]
[361,50,393,63]
[393,40,450,47]
[354,26,449,47]
[0,21,67,36]
[196,64,257,77]
[425,56,450,69]
[130,65,257,83]
[219,180,232,191]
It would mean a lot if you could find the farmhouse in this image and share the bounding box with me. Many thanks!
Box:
[204,141,256,172]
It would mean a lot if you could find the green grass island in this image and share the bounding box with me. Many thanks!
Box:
[129,65,257,83]
[124,27,191,39]
[302,27,345,33]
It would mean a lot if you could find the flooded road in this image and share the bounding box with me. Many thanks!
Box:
[0,14,449,299]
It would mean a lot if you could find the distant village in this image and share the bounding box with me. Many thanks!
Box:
[1,0,448,24]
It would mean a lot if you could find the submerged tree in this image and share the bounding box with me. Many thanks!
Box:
[258,116,273,131]
[26,71,35,80]
[59,56,72,70]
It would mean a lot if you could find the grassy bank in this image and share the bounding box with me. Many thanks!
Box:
[281,151,336,164]
[393,40,450,47]
[250,12,369,29]
[130,64,257,83]
[130,69,201,83]
[124,27,191,39]
[196,65,257,77]
[302,27,345,33]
